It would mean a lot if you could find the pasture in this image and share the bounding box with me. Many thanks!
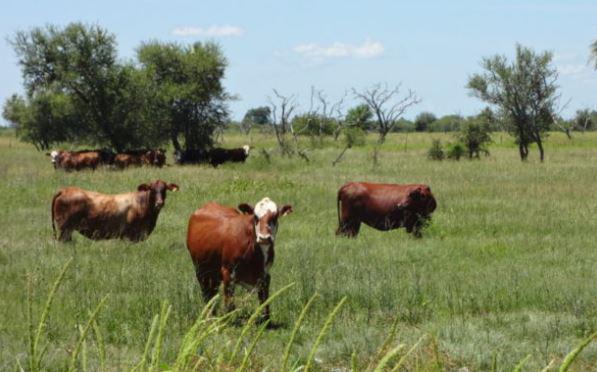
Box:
[0,129,596,370]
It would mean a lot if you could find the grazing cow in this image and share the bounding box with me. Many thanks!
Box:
[336,182,436,238]
[51,180,179,242]
[174,149,210,165]
[114,149,166,169]
[48,149,115,171]
[186,197,293,321]
[208,145,250,167]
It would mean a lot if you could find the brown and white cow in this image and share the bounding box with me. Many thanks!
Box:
[208,145,250,167]
[114,149,166,169]
[336,182,436,238]
[186,197,292,322]
[48,149,114,171]
[51,180,179,242]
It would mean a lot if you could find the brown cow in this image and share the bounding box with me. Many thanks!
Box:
[48,149,114,171]
[336,182,436,238]
[114,149,166,169]
[186,197,292,322]
[51,180,179,242]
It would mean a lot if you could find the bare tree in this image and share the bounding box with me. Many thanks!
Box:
[353,83,419,165]
[268,89,308,161]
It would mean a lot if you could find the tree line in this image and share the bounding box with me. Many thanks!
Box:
[3,23,596,163]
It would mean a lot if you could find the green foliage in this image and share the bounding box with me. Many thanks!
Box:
[427,139,445,160]
[241,106,271,134]
[468,44,559,161]
[292,112,337,136]
[446,142,465,160]
[573,109,597,131]
[415,112,437,132]
[428,114,463,132]
[342,126,366,148]
[137,41,230,152]
[345,104,373,131]
[391,118,415,132]
[458,119,492,158]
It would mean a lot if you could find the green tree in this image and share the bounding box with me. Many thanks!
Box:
[458,119,492,158]
[428,114,462,132]
[414,112,437,132]
[573,109,597,131]
[9,23,160,151]
[138,41,230,153]
[468,44,559,162]
[241,106,271,134]
[292,113,336,136]
[345,104,372,131]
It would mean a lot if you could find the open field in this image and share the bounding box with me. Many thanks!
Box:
[0,130,596,370]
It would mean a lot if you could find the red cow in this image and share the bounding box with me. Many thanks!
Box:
[48,149,114,171]
[186,197,292,321]
[336,182,436,238]
[114,149,166,169]
[51,180,179,242]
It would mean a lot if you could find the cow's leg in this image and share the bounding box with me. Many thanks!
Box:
[337,219,361,237]
[221,267,235,313]
[257,273,271,323]
[56,220,74,242]
[195,265,220,309]
[406,214,426,238]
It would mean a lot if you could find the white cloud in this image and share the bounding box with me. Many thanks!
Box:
[172,25,244,37]
[293,40,384,60]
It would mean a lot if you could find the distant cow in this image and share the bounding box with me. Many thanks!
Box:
[174,149,210,165]
[48,149,114,171]
[114,149,166,169]
[336,182,436,238]
[186,197,292,321]
[208,145,250,167]
[51,180,179,242]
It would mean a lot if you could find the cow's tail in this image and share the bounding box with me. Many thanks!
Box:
[51,190,61,239]
[336,189,342,230]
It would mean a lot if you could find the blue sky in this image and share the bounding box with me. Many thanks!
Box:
[1,0,596,124]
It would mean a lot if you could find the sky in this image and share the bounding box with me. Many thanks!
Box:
[1,0,596,125]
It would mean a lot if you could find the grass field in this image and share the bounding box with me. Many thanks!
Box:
[0,129,596,371]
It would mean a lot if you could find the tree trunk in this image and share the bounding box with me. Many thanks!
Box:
[518,143,528,161]
[536,137,544,162]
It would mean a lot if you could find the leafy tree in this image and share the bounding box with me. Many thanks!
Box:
[573,109,597,131]
[427,139,445,160]
[345,104,373,131]
[138,41,230,153]
[428,114,463,132]
[292,113,336,136]
[241,106,271,134]
[468,44,559,162]
[391,118,414,132]
[9,23,160,151]
[414,112,436,132]
[458,119,492,158]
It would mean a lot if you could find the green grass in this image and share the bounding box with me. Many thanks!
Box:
[0,130,596,370]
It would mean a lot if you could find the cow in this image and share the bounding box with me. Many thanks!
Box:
[208,145,250,167]
[48,149,114,171]
[186,197,293,322]
[336,182,436,238]
[51,180,179,242]
[114,149,166,169]
[174,149,210,165]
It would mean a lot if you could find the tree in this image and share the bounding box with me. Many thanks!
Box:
[345,104,373,131]
[573,109,597,131]
[9,23,161,151]
[138,41,230,153]
[428,114,463,132]
[467,44,560,162]
[458,119,492,158]
[241,106,271,134]
[414,112,436,132]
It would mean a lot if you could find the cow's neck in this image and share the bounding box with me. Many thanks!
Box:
[137,191,161,229]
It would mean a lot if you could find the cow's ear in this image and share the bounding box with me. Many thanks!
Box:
[279,204,293,217]
[167,183,179,192]
[238,203,254,215]
[137,183,151,192]
[409,188,422,201]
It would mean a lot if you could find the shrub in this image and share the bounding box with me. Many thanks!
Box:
[427,139,445,160]
[458,120,491,158]
[446,143,465,160]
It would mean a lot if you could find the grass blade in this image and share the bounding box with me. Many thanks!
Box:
[68,295,109,372]
[282,293,318,371]
[304,296,347,372]
[513,354,531,372]
[390,334,427,371]
[374,344,406,371]
[149,301,172,371]
[558,331,597,372]
[237,320,269,372]
[92,320,105,372]
[132,314,159,372]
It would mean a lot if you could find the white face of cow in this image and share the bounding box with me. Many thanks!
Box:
[50,150,59,164]
[242,145,250,156]
[254,197,278,244]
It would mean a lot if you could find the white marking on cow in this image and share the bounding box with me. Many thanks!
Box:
[254,197,276,218]
[242,145,250,155]
[50,150,59,163]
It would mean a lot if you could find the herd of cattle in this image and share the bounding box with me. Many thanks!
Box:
[49,147,436,321]
[47,145,251,171]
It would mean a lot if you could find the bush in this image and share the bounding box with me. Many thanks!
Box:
[446,143,465,160]
[427,139,445,160]
[458,120,492,158]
